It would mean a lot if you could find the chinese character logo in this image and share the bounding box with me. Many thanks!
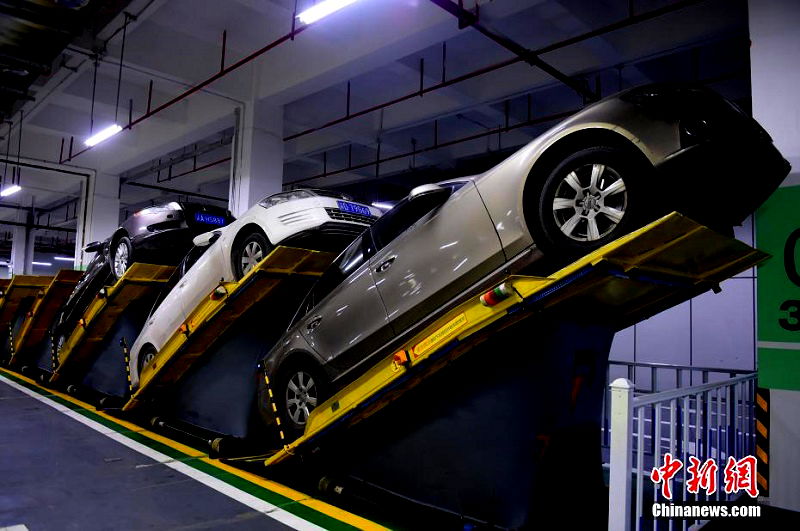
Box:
[650,454,759,499]
[651,453,683,499]
[724,456,759,498]
[686,456,718,495]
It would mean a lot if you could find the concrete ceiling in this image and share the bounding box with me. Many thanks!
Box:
[0,0,751,251]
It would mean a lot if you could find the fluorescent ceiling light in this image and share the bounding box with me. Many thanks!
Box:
[32,261,52,266]
[54,256,75,262]
[85,124,122,147]
[297,0,359,24]
[0,184,21,197]
[372,202,394,210]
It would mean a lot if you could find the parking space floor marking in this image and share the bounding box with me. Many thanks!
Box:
[0,369,386,531]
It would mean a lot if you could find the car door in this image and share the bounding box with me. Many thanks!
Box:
[175,244,223,323]
[297,234,393,373]
[369,181,505,336]
[145,265,188,350]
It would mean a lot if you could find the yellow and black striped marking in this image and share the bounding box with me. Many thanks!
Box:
[50,332,58,372]
[755,386,769,496]
[120,337,132,394]
[262,373,292,452]
[7,322,14,360]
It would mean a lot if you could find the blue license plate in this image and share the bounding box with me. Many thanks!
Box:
[195,212,226,225]
[337,201,371,217]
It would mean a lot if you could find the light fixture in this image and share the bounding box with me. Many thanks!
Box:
[32,261,52,266]
[297,0,359,25]
[0,184,21,197]
[54,256,75,262]
[372,202,394,210]
[84,124,122,147]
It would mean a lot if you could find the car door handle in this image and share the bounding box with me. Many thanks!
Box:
[306,315,323,331]
[375,256,396,273]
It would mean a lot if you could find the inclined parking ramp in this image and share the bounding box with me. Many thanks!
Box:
[49,263,175,386]
[8,269,83,368]
[267,213,767,467]
[124,246,334,412]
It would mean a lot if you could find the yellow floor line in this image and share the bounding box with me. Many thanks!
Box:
[0,367,386,530]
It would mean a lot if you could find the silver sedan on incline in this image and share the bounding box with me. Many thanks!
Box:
[257,83,790,436]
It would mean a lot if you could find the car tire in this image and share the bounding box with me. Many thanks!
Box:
[54,333,67,359]
[531,146,654,258]
[233,230,272,281]
[271,359,328,439]
[111,236,133,281]
[137,345,157,376]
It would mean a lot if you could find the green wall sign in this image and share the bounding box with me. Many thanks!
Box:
[757,185,800,390]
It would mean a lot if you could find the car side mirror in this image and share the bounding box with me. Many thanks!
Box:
[83,241,104,253]
[408,183,451,203]
[193,230,221,248]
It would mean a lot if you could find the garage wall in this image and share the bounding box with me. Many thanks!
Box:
[609,215,757,390]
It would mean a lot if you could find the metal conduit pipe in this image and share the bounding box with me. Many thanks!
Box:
[284,0,707,141]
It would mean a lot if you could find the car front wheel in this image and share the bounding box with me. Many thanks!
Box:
[273,360,328,439]
[137,345,157,377]
[111,236,133,281]
[531,146,652,257]
[233,231,272,280]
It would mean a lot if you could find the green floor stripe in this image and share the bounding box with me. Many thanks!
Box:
[0,370,368,530]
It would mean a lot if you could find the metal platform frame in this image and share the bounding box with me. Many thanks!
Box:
[264,213,767,466]
[8,269,83,366]
[49,263,175,384]
[123,246,335,411]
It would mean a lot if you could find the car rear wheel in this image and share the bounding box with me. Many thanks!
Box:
[532,146,653,257]
[111,236,133,281]
[233,230,272,280]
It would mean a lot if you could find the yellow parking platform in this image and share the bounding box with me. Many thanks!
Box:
[123,246,335,412]
[9,269,83,365]
[0,275,54,329]
[49,263,175,384]
[266,213,767,466]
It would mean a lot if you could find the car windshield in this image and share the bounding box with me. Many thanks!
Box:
[310,189,353,201]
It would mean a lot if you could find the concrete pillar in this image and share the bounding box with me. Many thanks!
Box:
[75,173,120,269]
[228,99,283,217]
[10,207,33,275]
[749,0,800,513]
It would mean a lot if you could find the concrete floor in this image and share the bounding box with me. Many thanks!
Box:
[0,379,298,530]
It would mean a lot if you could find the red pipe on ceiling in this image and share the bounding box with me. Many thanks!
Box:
[283,0,706,142]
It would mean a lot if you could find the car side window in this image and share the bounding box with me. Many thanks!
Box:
[370,192,451,251]
[290,235,371,326]
[181,245,208,276]
[148,266,182,318]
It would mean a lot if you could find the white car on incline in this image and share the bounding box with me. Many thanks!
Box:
[127,188,382,387]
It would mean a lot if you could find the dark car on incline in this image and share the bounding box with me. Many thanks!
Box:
[52,201,234,354]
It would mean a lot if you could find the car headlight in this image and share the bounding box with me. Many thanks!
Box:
[258,189,315,208]
[136,202,183,216]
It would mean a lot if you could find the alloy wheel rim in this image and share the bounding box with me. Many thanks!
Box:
[552,163,628,242]
[240,241,263,275]
[142,351,156,368]
[114,244,129,278]
[56,335,65,353]
[285,370,317,425]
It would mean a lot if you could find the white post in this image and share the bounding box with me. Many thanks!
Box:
[608,377,634,531]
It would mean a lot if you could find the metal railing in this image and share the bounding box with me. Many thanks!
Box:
[607,373,757,531]
[601,361,752,448]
